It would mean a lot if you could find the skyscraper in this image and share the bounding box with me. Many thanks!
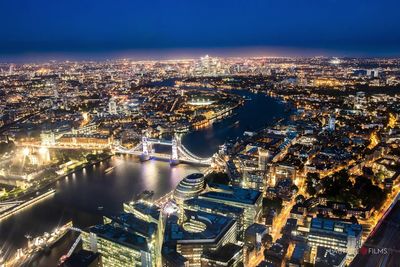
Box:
[82,211,163,267]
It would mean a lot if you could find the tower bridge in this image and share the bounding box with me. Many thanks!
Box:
[114,134,213,166]
[18,134,214,166]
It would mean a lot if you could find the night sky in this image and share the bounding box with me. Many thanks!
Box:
[0,0,399,58]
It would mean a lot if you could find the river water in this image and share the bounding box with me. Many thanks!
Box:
[0,89,287,265]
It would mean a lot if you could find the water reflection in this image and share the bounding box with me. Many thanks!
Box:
[140,160,158,189]
[0,90,287,264]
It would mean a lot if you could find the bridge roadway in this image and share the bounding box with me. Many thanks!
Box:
[115,137,213,165]
[147,138,172,146]
[120,150,172,160]
[115,149,212,165]
[18,137,213,165]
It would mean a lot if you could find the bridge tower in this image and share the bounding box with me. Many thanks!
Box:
[140,134,152,161]
[170,134,180,165]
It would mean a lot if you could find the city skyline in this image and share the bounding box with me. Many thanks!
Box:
[0,47,397,64]
[1,55,399,267]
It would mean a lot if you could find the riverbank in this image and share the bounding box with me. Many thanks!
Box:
[0,189,55,222]
[191,99,244,130]
[0,153,112,223]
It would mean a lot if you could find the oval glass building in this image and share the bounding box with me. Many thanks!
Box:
[174,173,205,203]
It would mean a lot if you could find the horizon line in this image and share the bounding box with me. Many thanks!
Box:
[1,46,399,64]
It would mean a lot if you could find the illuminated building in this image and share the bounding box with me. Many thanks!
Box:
[269,163,298,184]
[200,243,243,267]
[198,184,262,231]
[162,209,240,267]
[258,148,270,171]
[193,55,227,77]
[123,200,165,266]
[108,97,118,115]
[40,130,56,146]
[330,58,341,65]
[58,134,112,148]
[9,63,15,75]
[174,173,205,204]
[183,198,244,239]
[82,212,163,267]
[82,224,154,267]
[366,69,379,78]
[243,170,265,192]
[307,218,362,259]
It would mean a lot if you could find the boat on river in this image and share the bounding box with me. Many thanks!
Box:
[104,166,115,174]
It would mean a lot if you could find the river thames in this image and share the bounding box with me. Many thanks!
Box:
[0,89,288,265]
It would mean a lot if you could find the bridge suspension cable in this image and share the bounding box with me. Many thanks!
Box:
[178,144,213,164]
[114,142,143,153]
[114,136,213,165]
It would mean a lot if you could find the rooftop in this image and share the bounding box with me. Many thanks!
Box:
[245,223,268,236]
[110,212,158,238]
[127,201,160,221]
[310,217,362,238]
[184,197,244,215]
[315,246,347,267]
[61,250,101,267]
[163,209,236,245]
[88,223,150,252]
[290,242,309,264]
[201,243,243,263]
[199,183,262,206]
